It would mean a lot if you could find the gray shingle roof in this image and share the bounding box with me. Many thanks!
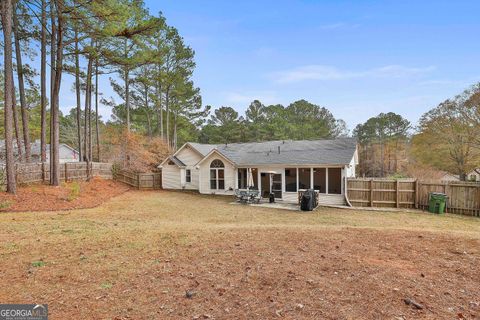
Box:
[189,138,357,166]
[169,156,186,167]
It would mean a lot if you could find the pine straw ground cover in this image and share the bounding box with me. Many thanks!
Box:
[0,177,130,212]
[0,190,479,319]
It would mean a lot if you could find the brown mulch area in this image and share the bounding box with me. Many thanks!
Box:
[0,190,479,319]
[0,177,130,212]
[1,228,479,319]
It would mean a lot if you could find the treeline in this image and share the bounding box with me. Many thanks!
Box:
[353,84,480,180]
[411,84,480,180]
[1,0,202,193]
[199,99,348,144]
[353,112,410,177]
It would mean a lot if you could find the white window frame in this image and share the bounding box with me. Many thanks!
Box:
[210,160,225,190]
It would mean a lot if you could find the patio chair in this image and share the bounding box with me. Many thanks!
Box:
[235,189,249,203]
[249,190,261,204]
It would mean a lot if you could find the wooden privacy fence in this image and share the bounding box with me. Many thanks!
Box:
[346,178,480,216]
[114,169,161,190]
[0,162,113,185]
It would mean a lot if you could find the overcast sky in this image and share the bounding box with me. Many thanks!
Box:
[56,0,480,131]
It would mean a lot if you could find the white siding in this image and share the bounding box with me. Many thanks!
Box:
[45,144,80,163]
[345,156,356,178]
[177,146,202,166]
[199,154,235,195]
[175,145,203,190]
[162,163,181,189]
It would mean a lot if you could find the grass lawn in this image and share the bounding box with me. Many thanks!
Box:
[0,190,479,319]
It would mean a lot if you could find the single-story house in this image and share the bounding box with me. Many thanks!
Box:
[441,172,460,182]
[441,169,480,182]
[467,169,480,182]
[0,140,80,163]
[159,138,358,205]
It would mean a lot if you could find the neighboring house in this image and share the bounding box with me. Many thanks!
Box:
[441,172,460,182]
[440,169,480,182]
[467,169,480,182]
[159,138,358,205]
[0,140,80,163]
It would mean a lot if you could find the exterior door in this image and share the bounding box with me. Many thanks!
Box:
[260,172,283,199]
[272,174,282,199]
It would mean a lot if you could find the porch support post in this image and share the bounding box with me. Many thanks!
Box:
[296,168,299,191]
[234,168,238,189]
[310,167,314,189]
[258,169,261,194]
[326,167,329,195]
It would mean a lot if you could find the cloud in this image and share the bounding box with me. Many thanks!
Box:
[417,78,478,87]
[224,91,278,106]
[271,64,436,84]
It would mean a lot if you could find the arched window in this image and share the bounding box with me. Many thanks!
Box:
[210,159,225,189]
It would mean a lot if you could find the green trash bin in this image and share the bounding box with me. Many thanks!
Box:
[428,192,447,214]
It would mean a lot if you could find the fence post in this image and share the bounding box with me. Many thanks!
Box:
[396,179,400,208]
[65,163,68,182]
[370,179,374,207]
[477,185,480,217]
[414,180,419,209]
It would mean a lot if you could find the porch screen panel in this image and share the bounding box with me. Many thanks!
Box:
[328,168,342,194]
[285,168,297,192]
[238,169,247,189]
[313,168,326,193]
[298,168,311,189]
[251,168,258,189]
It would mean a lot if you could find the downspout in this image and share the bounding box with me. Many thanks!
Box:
[344,175,353,207]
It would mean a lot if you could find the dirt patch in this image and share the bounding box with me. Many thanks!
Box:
[0,177,130,212]
[0,191,479,319]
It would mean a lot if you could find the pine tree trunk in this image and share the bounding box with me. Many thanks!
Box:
[74,26,82,161]
[12,3,31,162]
[380,141,385,177]
[11,77,23,160]
[159,88,163,139]
[40,0,47,163]
[49,0,56,178]
[2,0,17,194]
[124,39,130,132]
[156,64,163,139]
[165,87,170,147]
[95,58,100,161]
[395,139,399,173]
[50,0,64,186]
[145,109,152,138]
[173,112,177,150]
[84,54,93,163]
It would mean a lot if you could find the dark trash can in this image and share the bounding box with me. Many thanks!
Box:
[269,192,275,203]
[301,189,316,211]
[428,192,447,214]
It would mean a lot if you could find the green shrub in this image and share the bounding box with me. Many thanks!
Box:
[100,282,113,289]
[0,200,11,210]
[388,172,410,179]
[67,182,81,202]
[31,261,45,268]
